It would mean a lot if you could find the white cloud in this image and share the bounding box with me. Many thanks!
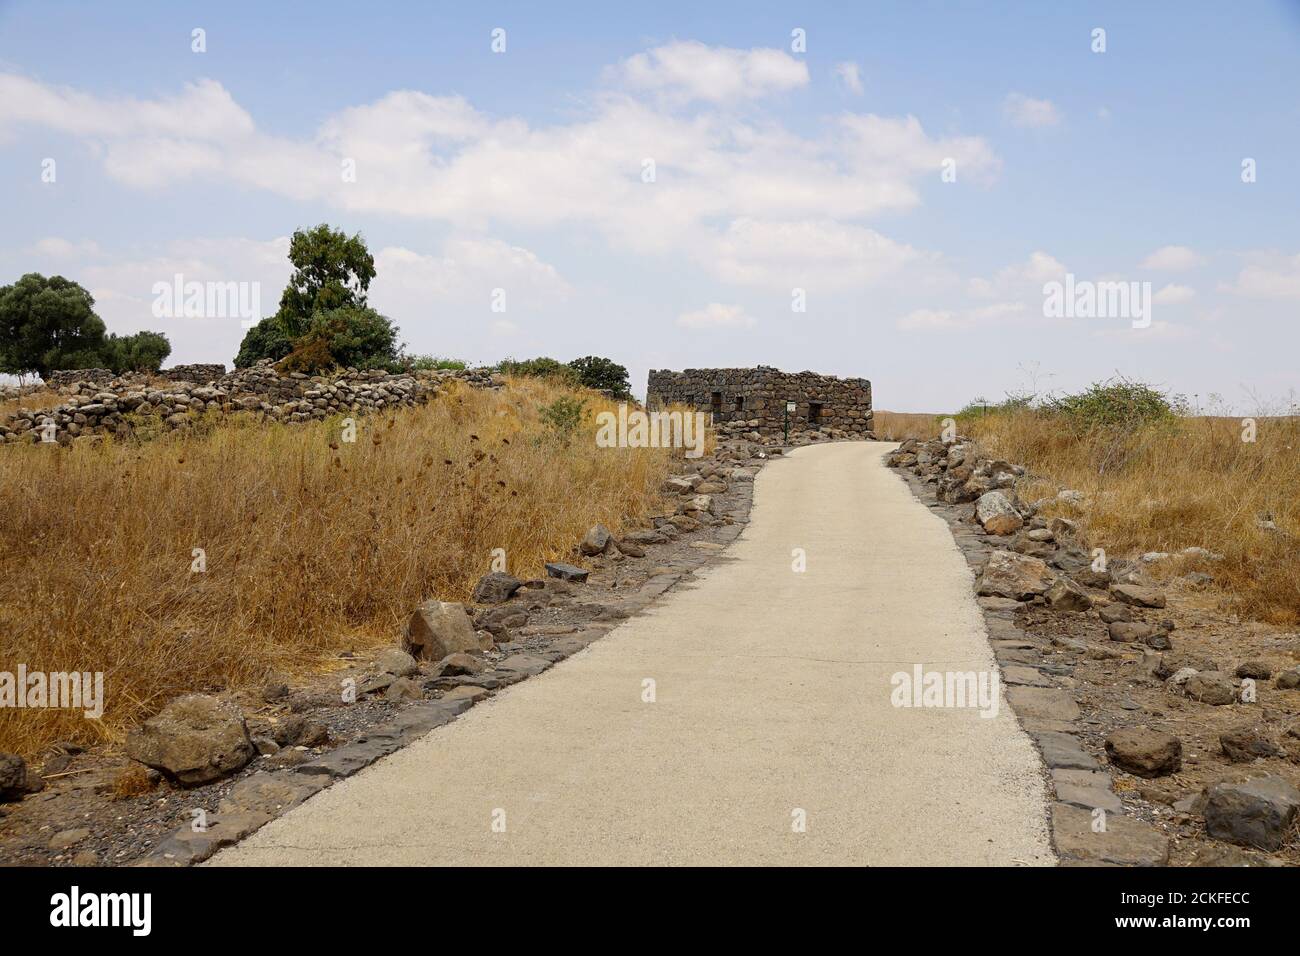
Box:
[676,303,756,329]
[897,301,1025,331]
[714,218,920,291]
[1152,283,1196,305]
[0,61,997,268]
[1003,93,1060,128]
[835,62,864,95]
[32,237,100,258]
[1219,252,1300,299]
[968,250,1066,298]
[1141,245,1204,271]
[615,41,808,104]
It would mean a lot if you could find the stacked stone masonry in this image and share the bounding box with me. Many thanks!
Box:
[647,366,873,437]
[0,361,503,445]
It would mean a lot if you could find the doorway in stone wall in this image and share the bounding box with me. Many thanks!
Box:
[808,402,823,428]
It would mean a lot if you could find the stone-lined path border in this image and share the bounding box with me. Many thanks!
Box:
[891,463,1172,866]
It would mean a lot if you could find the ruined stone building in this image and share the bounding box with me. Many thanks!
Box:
[646,367,873,437]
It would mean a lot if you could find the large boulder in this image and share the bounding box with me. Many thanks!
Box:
[1104,728,1182,777]
[976,551,1056,600]
[0,752,27,800]
[124,694,254,786]
[1202,777,1300,851]
[975,491,1023,536]
[404,600,480,661]
[471,571,523,604]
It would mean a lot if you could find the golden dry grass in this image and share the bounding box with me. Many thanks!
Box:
[873,410,943,441]
[962,410,1300,626]
[0,377,678,755]
[0,387,61,419]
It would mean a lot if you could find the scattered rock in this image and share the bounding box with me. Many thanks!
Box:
[404,600,480,661]
[1109,583,1166,608]
[1097,604,1132,625]
[580,524,612,556]
[0,752,27,800]
[374,647,418,677]
[1108,621,1159,644]
[384,677,423,702]
[1235,660,1272,680]
[1104,728,1183,777]
[437,652,485,676]
[124,694,254,786]
[1044,576,1093,612]
[975,491,1023,536]
[1202,777,1300,851]
[49,828,91,851]
[1275,669,1300,690]
[976,550,1056,600]
[1220,728,1285,763]
[443,685,489,703]
[545,562,590,583]
[471,572,523,604]
[1183,671,1237,706]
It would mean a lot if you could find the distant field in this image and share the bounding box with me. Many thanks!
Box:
[0,377,676,755]
[873,410,943,441]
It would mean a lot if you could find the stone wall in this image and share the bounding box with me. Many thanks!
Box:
[1,361,503,446]
[646,366,873,437]
[161,363,227,383]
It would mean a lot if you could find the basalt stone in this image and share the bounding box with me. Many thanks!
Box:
[545,562,590,583]
[125,694,254,787]
[472,572,523,604]
[1104,728,1182,777]
[1202,777,1300,851]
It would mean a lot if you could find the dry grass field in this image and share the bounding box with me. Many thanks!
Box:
[0,377,677,755]
[881,401,1300,628]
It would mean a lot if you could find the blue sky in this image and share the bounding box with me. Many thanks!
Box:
[3,0,1299,410]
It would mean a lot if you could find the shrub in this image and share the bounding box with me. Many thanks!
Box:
[1044,379,1184,431]
[567,355,631,398]
[408,355,467,371]
[498,356,578,383]
[538,395,587,442]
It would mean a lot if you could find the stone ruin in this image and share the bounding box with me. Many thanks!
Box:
[0,361,503,446]
[646,366,874,443]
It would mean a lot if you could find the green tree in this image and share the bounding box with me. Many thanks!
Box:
[234,224,379,367]
[567,355,631,398]
[103,330,172,374]
[0,273,107,379]
[276,224,376,335]
[279,306,401,373]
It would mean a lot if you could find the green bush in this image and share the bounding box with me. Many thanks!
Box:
[497,356,578,383]
[567,355,631,398]
[538,395,587,443]
[408,355,467,371]
[1045,380,1184,430]
[277,306,400,374]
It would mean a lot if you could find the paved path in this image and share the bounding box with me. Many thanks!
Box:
[212,442,1054,866]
